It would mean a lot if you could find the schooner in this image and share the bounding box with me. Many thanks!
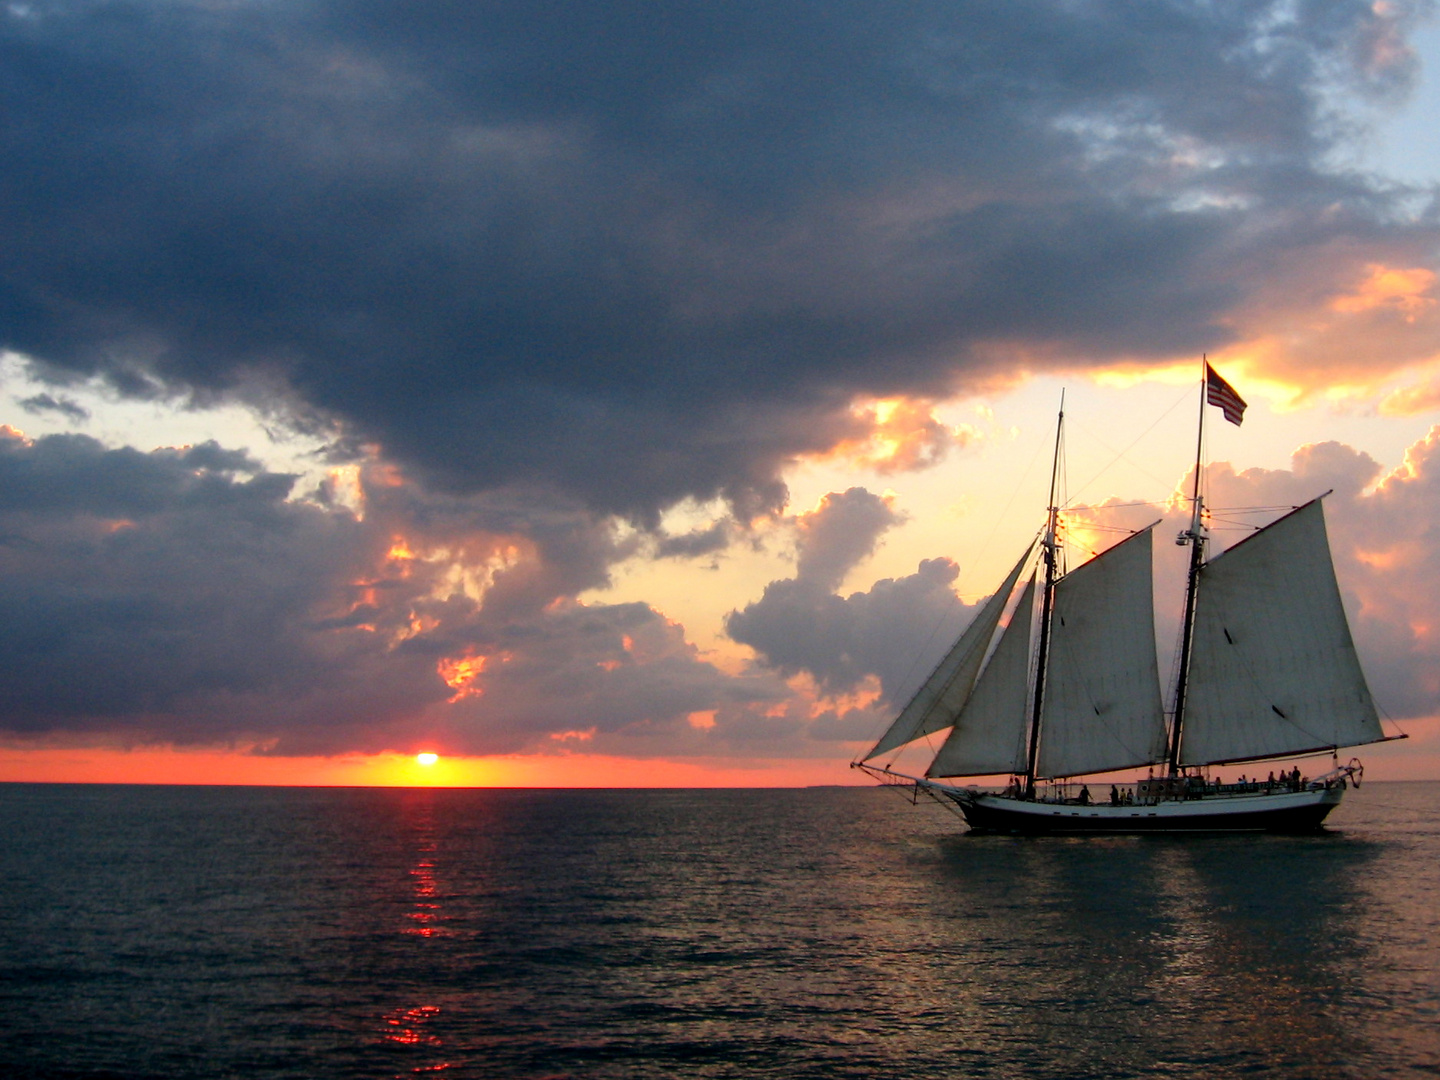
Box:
[855,363,1403,832]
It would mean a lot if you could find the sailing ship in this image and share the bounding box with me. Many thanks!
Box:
[855,363,1403,833]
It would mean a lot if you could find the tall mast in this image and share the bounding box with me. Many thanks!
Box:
[1167,357,1208,775]
[1023,397,1064,798]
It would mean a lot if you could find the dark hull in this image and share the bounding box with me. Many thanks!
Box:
[943,786,1343,834]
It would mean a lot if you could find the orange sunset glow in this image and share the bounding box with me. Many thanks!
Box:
[0,745,880,787]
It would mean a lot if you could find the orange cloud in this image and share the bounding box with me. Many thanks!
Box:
[1379,378,1440,416]
[1204,257,1440,404]
[810,672,883,718]
[814,397,976,474]
[437,652,488,701]
[324,465,365,517]
[1330,264,1436,322]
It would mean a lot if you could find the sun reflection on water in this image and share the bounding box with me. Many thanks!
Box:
[381,1004,442,1046]
[403,799,449,939]
[377,794,461,1074]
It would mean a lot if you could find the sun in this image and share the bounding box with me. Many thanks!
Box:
[415,752,439,767]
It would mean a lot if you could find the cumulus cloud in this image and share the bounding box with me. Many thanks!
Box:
[0,429,793,755]
[1195,435,1439,722]
[1068,432,1440,727]
[728,556,976,701]
[793,487,906,590]
[2,1,1437,521]
[0,431,407,743]
[1,419,1431,762]
[728,486,980,708]
[728,429,1440,754]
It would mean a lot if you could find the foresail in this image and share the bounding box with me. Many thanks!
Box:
[1036,527,1167,777]
[1178,498,1382,766]
[927,574,1034,778]
[862,543,1033,761]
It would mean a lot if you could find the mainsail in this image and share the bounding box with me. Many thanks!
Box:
[1177,498,1383,766]
[927,574,1035,778]
[1036,527,1168,777]
[862,544,1033,761]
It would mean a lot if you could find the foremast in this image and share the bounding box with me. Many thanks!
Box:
[1023,400,1064,799]
[1167,360,1209,776]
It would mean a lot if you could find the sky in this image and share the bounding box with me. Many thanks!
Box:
[1,0,1439,787]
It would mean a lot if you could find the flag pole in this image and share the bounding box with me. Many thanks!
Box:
[1190,355,1206,536]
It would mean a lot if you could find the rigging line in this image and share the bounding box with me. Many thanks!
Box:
[1064,384,1196,507]
[1206,505,1304,514]
[1206,514,1266,528]
[1065,500,1158,512]
[1068,524,1146,543]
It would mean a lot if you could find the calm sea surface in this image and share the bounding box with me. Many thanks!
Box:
[0,781,1436,1079]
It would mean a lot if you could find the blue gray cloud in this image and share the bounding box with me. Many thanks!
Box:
[727,487,972,701]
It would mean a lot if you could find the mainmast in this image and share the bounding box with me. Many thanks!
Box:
[1023,399,1064,798]
[1167,358,1209,775]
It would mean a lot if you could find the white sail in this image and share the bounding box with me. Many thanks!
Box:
[927,574,1035,778]
[1036,527,1167,777]
[1178,498,1382,766]
[862,544,1033,761]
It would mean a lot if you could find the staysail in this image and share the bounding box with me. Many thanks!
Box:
[1178,498,1383,766]
[1036,527,1168,778]
[927,574,1036,778]
[862,544,1033,761]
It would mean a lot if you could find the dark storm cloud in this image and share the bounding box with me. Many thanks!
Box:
[3,0,1434,519]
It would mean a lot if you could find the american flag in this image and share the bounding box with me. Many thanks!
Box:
[1205,363,1246,426]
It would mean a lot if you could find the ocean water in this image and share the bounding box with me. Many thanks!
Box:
[0,782,1435,1079]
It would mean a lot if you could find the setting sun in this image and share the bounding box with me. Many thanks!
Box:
[415,753,439,767]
